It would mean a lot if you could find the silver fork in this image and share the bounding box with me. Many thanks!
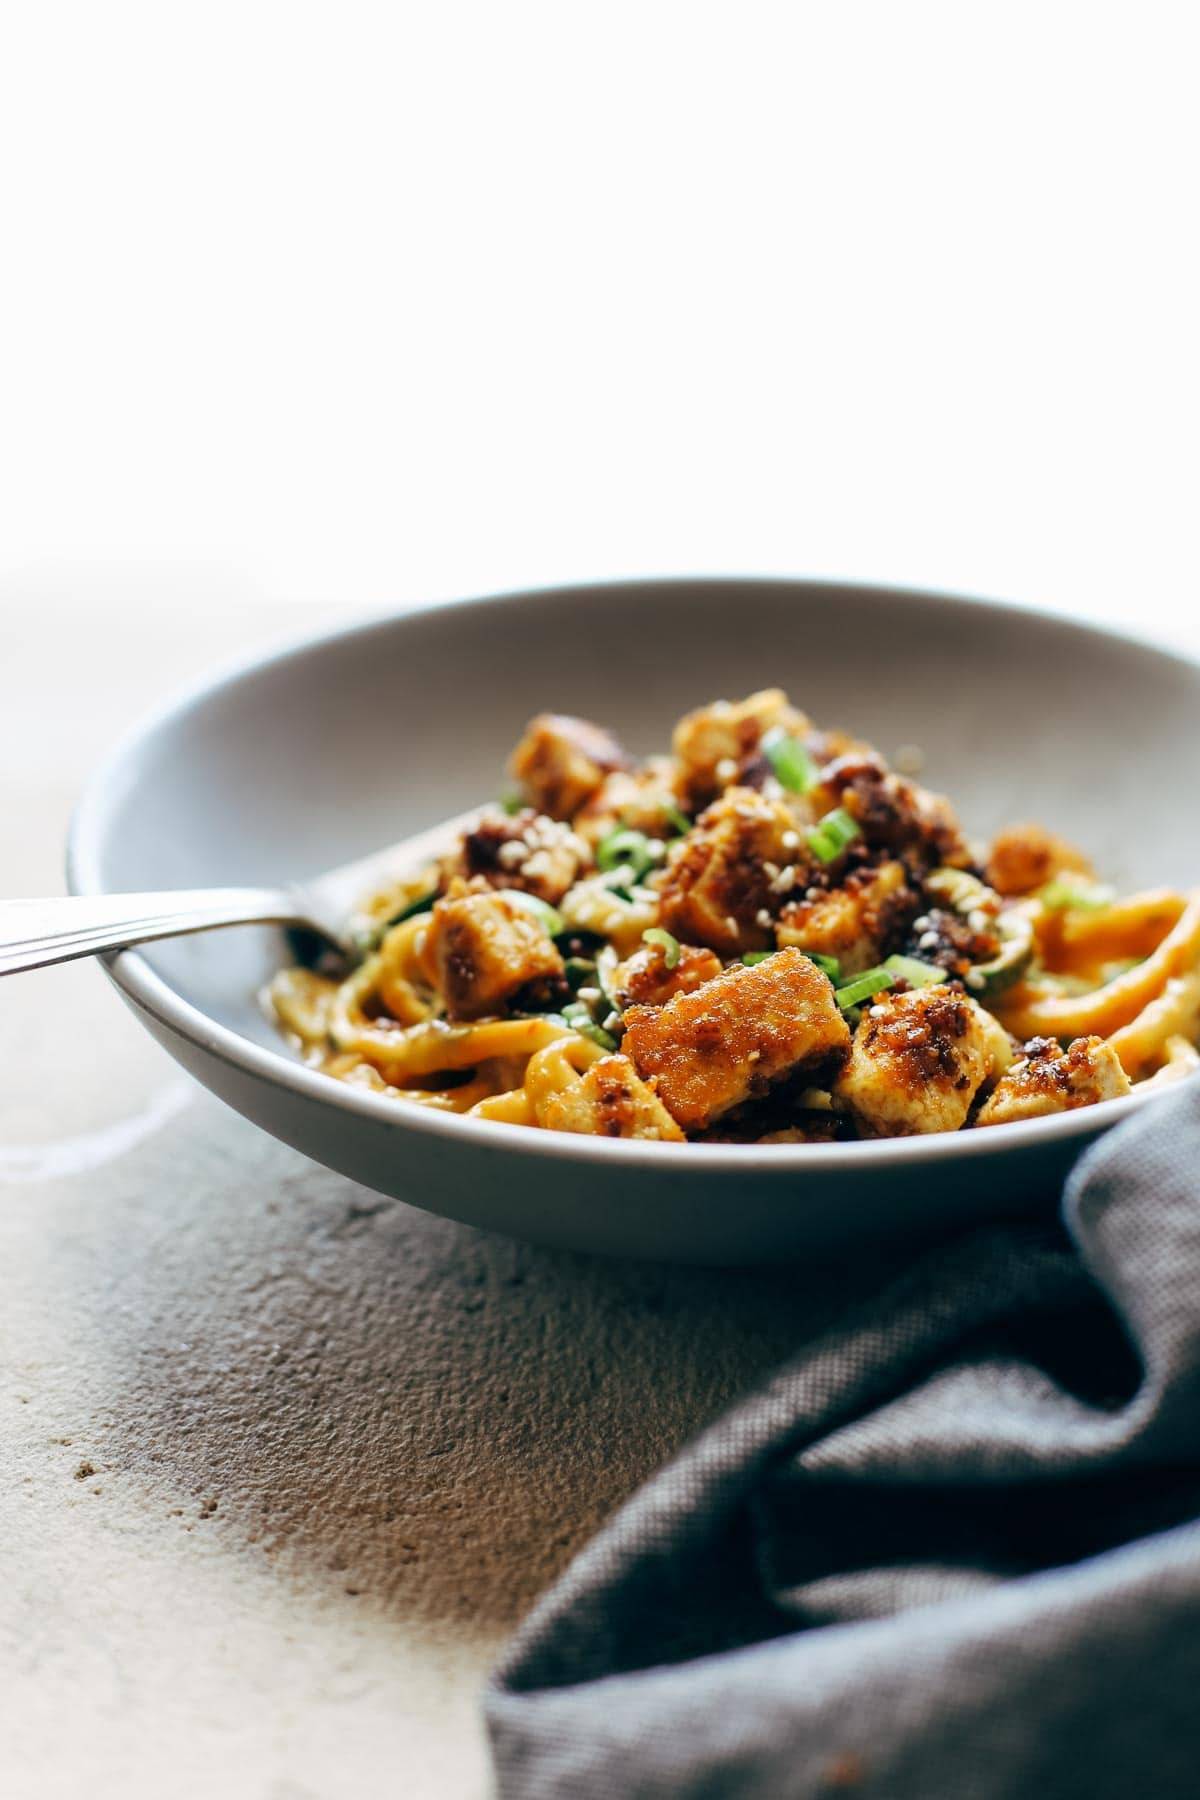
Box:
[0,808,484,978]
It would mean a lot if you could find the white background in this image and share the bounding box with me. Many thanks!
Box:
[1,1,1197,652]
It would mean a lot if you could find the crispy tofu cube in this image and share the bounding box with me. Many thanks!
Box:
[509,713,630,819]
[814,752,970,870]
[975,1034,1130,1127]
[441,807,589,905]
[542,1054,685,1141]
[658,787,803,956]
[573,758,687,846]
[611,941,723,1011]
[777,860,917,976]
[985,823,1093,897]
[429,889,565,1020]
[672,689,809,806]
[833,986,1005,1136]
[622,947,850,1131]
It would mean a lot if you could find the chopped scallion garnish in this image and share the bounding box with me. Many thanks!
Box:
[597,827,659,881]
[834,966,896,1010]
[1037,878,1115,912]
[499,787,524,816]
[496,889,565,938]
[563,956,598,993]
[355,888,438,952]
[389,889,438,926]
[762,727,818,794]
[882,953,947,988]
[662,801,693,837]
[801,951,842,980]
[595,944,621,1011]
[562,1000,619,1052]
[806,807,860,864]
[742,950,775,965]
[642,927,681,969]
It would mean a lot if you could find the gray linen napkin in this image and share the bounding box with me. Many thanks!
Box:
[486,1081,1200,1798]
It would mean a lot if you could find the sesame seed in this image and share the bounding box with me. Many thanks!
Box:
[762,861,780,881]
[576,986,602,1003]
[716,756,738,781]
[755,908,773,929]
[781,830,800,850]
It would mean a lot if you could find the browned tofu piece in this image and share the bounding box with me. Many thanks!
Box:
[509,713,630,819]
[622,947,851,1131]
[813,752,970,870]
[573,758,688,846]
[672,689,809,807]
[542,1055,685,1141]
[429,889,565,1020]
[611,941,723,1011]
[975,1034,1130,1126]
[777,860,918,976]
[657,787,804,956]
[440,807,589,905]
[985,823,1093,897]
[833,986,1008,1136]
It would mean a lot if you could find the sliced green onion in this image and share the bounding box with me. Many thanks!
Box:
[355,886,438,953]
[563,956,598,992]
[499,787,524,816]
[801,951,842,980]
[562,1000,619,1052]
[495,889,565,937]
[925,867,990,913]
[834,966,896,1010]
[597,862,638,896]
[595,944,621,1011]
[965,907,1035,995]
[742,950,775,966]
[661,800,693,837]
[642,927,681,969]
[1037,878,1116,912]
[597,827,658,881]
[762,727,818,794]
[883,953,947,988]
[807,807,860,864]
[390,888,438,925]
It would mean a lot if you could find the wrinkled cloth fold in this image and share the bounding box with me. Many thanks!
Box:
[486,1083,1200,1797]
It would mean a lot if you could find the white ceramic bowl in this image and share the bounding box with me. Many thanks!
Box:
[67,579,1200,1263]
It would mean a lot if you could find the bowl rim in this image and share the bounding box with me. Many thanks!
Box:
[66,573,1193,1174]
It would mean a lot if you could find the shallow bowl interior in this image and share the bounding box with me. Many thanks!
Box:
[68,579,1200,1262]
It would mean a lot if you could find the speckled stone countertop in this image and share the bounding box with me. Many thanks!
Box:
[0,599,907,1800]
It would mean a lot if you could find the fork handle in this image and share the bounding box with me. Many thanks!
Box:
[0,889,300,976]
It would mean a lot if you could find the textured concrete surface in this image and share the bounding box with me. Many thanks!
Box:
[0,596,897,1800]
